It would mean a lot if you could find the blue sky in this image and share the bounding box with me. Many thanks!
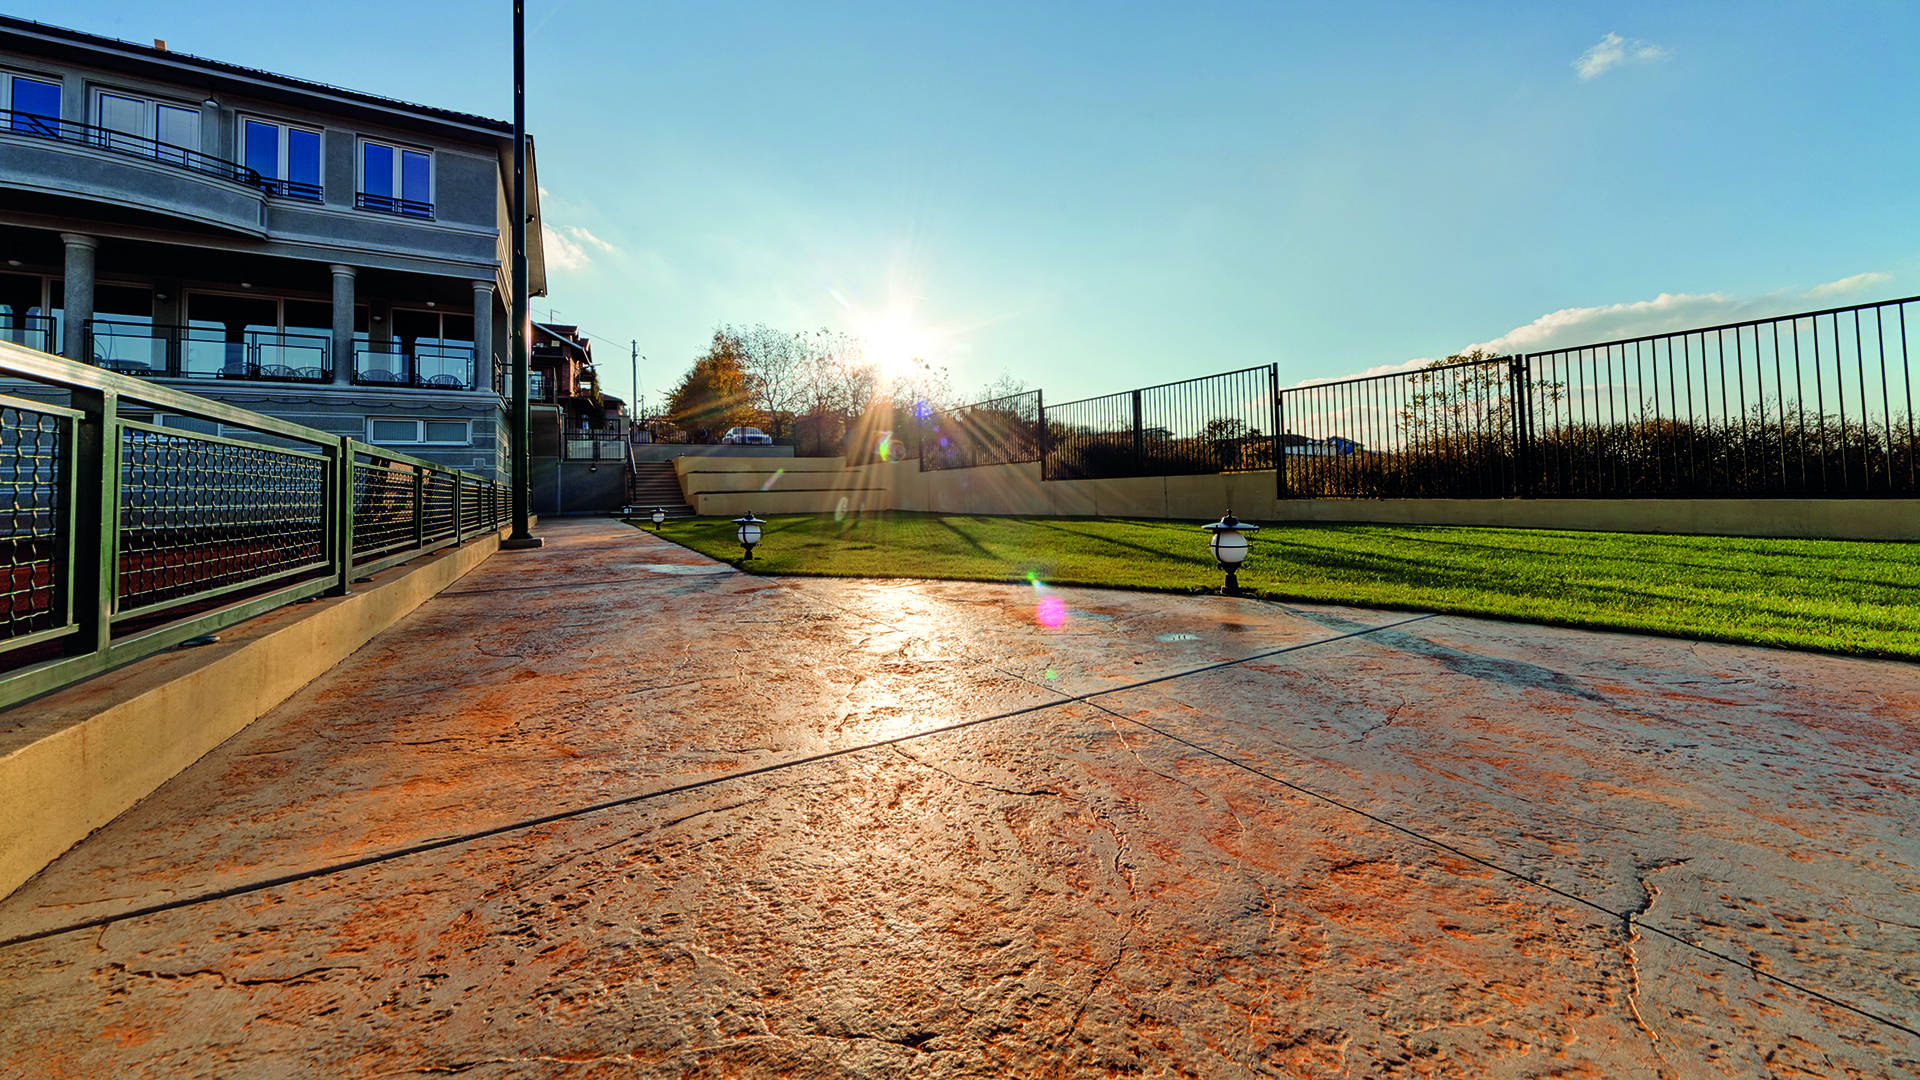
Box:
[25,1,1920,407]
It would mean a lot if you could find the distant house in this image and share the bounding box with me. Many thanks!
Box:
[1283,435,1364,456]
[532,321,623,432]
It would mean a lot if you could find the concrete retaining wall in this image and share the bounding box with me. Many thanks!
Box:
[669,456,1919,540]
[0,526,516,901]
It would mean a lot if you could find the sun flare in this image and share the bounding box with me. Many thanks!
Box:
[859,313,931,378]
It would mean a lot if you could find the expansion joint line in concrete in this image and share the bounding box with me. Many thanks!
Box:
[0,614,1433,952]
[790,586,1920,1042]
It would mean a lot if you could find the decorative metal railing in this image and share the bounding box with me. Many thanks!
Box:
[86,322,333,382]
[1044,366,1278,481]
[0,339,511,710]
[1278,296,1918,498]
[920,390,1045,472]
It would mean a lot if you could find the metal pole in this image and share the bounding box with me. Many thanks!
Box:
[505,0,541,547]
[630,338,638,436]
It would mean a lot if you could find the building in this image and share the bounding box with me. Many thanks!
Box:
[533,321,625,435]
[0,15,547,478]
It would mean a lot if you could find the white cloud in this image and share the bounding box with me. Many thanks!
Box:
[1806,271,1891,299]
[541,223,619,273]
[567,225,616,254]
[1574,32,1669,80]
[542,224,590,272]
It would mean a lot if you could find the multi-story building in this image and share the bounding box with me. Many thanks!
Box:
[0,15,547,478]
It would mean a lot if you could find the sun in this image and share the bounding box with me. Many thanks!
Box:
[859,312,931,379]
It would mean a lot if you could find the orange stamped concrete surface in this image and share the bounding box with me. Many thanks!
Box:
[0,517,1915,1078]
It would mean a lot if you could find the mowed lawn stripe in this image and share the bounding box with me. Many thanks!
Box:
[645,513,1920,660]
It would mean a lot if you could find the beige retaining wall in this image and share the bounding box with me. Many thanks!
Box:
[668,455,1918,540]
[0,527,516,901]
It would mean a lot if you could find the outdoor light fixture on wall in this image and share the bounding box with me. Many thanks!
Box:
[1203,510,1259,596]
[734,511,764,561]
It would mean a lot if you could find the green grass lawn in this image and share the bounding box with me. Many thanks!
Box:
[643,512,1920,660]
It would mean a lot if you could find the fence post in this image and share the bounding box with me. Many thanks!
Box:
[66,387,118,657]
[1036,390,1048,466]
[333,436,355,596]
[452,471,466,544]
[1131,390,1144,475]
[1508,355,1532,498]
[1269,365,1285,499]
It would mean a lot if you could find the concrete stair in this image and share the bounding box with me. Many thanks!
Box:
[626,460,695,519]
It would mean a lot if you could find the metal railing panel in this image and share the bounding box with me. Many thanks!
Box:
[114,422,331,619]
[0,395,78,649]
[1044,366,1275,481]
[351,456,419,560]
[421,472,458,543]
[921,390,1044,472]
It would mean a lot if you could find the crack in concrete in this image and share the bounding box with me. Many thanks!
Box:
[1621,857,1691,1078]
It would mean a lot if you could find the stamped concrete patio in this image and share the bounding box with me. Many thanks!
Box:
[0,517,1915,1078]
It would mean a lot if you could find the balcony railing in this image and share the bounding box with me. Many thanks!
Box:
[1,108,284,195]
[255,176,324,202]
[86,321,332,382]
[354,342,477,390]
[355,192,435,219]
[0,315,57,355]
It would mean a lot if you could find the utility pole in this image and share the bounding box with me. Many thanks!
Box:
[504,0,541,548]
[630,338,638,434]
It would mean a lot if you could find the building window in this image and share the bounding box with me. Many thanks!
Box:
[2,71,61,136]
[241,117,322,200]
[94,90,201,167]
[367,418,470,446]
[357,138,432,217]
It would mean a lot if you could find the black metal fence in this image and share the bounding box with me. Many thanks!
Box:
[1278,296,1917,498]
[1044,366,1277,481]
[0,340,512,710]
[920,390,1044,471]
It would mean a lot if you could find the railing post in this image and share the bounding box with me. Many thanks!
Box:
[66,387,119,656]
[411,466,426,552]
[1509,355,1532,498]
[1036,390,1048,465]
[334,436,355,596]
[453,471,466,544]
[1270,364,1285,498]
[1131,389,1144,475]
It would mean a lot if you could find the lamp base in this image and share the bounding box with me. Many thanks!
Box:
[501,536,546,550]
[1222,568,1240,597]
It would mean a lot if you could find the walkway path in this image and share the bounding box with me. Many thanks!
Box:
[1,517,1915,1077]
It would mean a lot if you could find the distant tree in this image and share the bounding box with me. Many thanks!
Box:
[667,330,758,441]
[974,371,1030,405]
[732,323,807,439]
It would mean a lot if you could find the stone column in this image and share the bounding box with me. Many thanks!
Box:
[60,233,96,362]
[330,264,355,385]
[471,280,495,393]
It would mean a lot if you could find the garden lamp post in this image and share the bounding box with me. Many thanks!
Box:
[734,511,764,561]
[651,507,666,529]
[1203,510,1259,596]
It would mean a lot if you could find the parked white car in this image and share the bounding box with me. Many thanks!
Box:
[722,426,774,445]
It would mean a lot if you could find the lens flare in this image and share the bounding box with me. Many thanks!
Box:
[877,432,893,463]
[834,496,850,521]
[1036,595,1068,628]
[759,467,786,492]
